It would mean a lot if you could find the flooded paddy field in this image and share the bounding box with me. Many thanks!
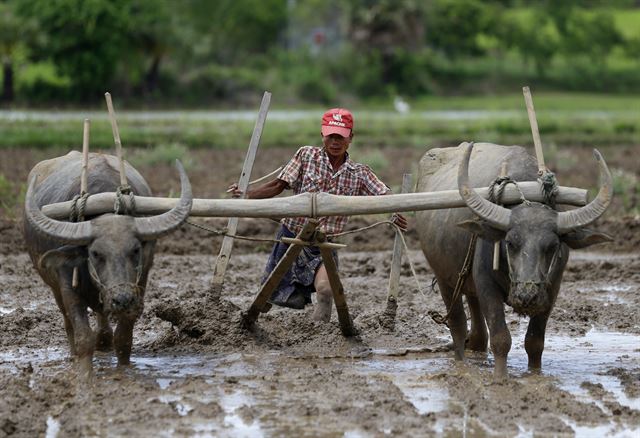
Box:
[0,144,639,437]
[1,244,638,437]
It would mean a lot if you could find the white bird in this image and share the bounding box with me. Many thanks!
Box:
[393,96,410,114]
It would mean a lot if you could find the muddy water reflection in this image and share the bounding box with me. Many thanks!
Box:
[1,328,638,436]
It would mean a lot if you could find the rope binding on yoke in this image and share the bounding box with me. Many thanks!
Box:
[69,192,90,222]
[114,184,136,215]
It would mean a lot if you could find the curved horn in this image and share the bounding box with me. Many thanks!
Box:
[556,149,612,234]
[24,174,93,245]
[135,159,193,240]
[457,142,511,230]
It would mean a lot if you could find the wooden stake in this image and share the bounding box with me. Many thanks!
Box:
[242,220,317,328]
[522,86,546,175]
[73,119,90,288]
[493,162,507,271]
[317,231,357,337]
[211,91,272,301]
[386,174,412,305]
[104,92,128,186]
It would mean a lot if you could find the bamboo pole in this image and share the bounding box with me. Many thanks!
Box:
[104,92,128,186]
[522,86,546,175]
[242,220,318,329]
[72,119,90,288]
[493,162,508,271]
[42,183,589,220]
[211,91,271,301]
[317,231,356,337]
[384,173,412,323]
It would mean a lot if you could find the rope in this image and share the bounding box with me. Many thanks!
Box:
[69,192,90,222]
[428,234,478,326]
[186,220,281,244]
[114,184,136,215]
[488,175,530,206]
[538,171,559,208]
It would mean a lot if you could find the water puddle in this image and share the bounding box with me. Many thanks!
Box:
[578,283,634,305]
[510,327,640,412]
[1,328,637,436]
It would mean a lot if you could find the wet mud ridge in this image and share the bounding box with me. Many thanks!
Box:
[1,243,639,436]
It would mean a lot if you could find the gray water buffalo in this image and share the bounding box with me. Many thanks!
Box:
[22,152,192,379]
[417,142,612,378]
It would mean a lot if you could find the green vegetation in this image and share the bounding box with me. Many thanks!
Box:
[2,1,640,106]
[0,93,636,150]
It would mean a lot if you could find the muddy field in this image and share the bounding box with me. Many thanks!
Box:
[0,145,639,437]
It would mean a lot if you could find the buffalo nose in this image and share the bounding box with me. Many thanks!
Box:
[112,293,133,309]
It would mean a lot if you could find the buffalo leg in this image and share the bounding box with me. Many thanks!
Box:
[466,293,488,352]
[525,313,550,371]
[95,312,113,351]
[59,276,94,380]
[437,276,467,360]
[114,319,135,365]
[52,289,76,355]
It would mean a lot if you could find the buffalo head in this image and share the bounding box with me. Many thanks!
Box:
[24,160,193,318]
[457,143,613,316]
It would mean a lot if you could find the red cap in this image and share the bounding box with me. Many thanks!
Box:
[321,108,354,138]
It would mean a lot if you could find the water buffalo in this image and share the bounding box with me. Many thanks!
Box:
[416,142,612,378]
[22,152,192,379]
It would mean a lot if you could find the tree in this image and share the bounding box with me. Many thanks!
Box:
[16,0,133,100]
[0,1,40,103]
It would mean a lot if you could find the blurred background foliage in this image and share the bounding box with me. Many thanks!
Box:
[1,0,640,107]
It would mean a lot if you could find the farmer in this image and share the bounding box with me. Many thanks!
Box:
[228,108,408,322]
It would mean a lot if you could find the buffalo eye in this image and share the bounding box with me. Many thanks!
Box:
[130,246,141,259]
[90,250,104,263]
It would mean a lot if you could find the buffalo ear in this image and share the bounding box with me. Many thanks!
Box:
[561,228,613,249]
[457,220,506,242]
[38,246,87,271]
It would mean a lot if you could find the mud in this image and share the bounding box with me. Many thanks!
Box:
[1,146,639,437]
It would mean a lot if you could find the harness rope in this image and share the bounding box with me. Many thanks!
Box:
[114,184,136,215]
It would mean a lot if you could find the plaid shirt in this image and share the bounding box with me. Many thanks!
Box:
[278,146,389,235]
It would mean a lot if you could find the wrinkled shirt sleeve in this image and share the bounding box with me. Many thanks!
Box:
[278,147,306,191]
[359,165,390,196]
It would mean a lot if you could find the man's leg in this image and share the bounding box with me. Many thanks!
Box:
[312,264,333,322]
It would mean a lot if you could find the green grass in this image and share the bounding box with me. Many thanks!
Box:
[0,92,638,151]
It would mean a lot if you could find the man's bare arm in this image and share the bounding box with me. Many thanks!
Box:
[228,178,287,199]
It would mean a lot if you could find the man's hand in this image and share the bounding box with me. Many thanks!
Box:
[226,183,244,198]
[391,213,408,232]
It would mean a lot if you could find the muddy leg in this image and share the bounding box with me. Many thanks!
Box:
[59,277,94,381]
[95,312,113,351]
[51,290,76,355]
[525,313,549,371]
[114,319,135,366]
[438,278,467,361]
[312,265,333,322]
[466,294,488,352]
[477,295,511,379]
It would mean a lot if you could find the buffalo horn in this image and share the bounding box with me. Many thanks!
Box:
[24,174,94,245]
[556,149,612,234]
[457,142,512,230]
[134,160,193,240]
